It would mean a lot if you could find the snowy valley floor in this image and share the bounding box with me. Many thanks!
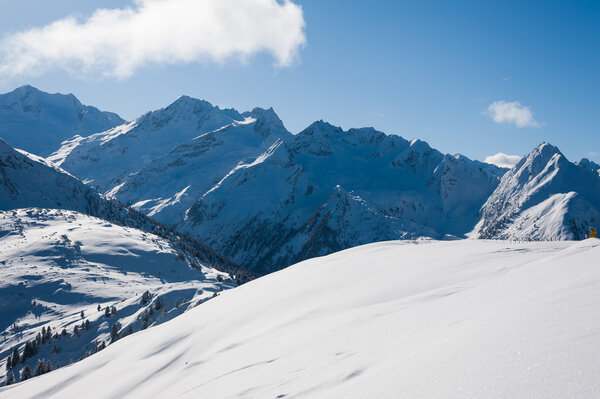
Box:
[2,238,599,398]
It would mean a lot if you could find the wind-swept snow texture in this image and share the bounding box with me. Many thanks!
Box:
[0,86,124,157]
[2,239,599,398]
[0,208,233,386]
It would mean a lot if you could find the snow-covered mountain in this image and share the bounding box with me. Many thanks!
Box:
[2,238,599,398]
[0,86,124,157]
[51,98,504,273]
[577,157,600,175]
[48,96,282,191]
[0,137,249,282]
[476,142,600,240]
[0,208,233,386]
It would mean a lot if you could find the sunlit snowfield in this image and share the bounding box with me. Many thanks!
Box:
[2,238,599,398]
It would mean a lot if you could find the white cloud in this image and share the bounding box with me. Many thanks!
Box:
[484,152,522,169]
[0,0,306,79]
[487,100,541,128]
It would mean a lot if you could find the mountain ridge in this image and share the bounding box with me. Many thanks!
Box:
[0,86,124,156]
[2,86,598,273]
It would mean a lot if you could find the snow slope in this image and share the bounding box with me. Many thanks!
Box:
[477,143,600,240]
[0,208,233,386]
[0,86,124,157]
[2,238,599,398]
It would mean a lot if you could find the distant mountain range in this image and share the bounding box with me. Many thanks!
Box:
[2,85,599,274]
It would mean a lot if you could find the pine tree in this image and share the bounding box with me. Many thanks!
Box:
[154,296,163,310]
[5,371,14,386]
[125,325,134,336]
[80,310,85,318]
[55,361,60,370]
[111,305,117,316]
[45,360,52,373]
[5,356,11,372]
[11,347,20,365]
[61,328,68,337]
[97,304,101,311]
[110,323,119,343]
[23,341,33,359]
[73,325,80,337]
[34,359,45,376]
[20,365,32,381]
[84,319,90,330]
[105,306,110,318]
[140,290,150,305]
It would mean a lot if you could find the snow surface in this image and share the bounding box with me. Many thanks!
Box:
[0,86,123,157]
[0,208,233,385]
[3,238,599,398]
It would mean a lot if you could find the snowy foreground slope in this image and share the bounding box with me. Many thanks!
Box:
[3,239,599,398]
[0,208,233,385]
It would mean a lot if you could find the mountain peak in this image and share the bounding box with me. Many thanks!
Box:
[0,137,15,154]
[0,86,125,156]
[169,95,215,112]
[577,158,600,173]
[249,107,282,124]
[13,84,40,94]
[511,141,565,172]
[300,120,343,136]
[533,141,561,154]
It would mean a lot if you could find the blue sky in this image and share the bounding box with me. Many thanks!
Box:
[0,0,598,163]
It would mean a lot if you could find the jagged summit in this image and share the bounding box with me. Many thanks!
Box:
[477,141,600,240]
[298,120,343,136]
[577,158,600,174]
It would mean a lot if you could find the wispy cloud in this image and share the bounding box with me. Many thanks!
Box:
[487,100,542,128]
[484,152,522,169]
[0,0,306,80]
